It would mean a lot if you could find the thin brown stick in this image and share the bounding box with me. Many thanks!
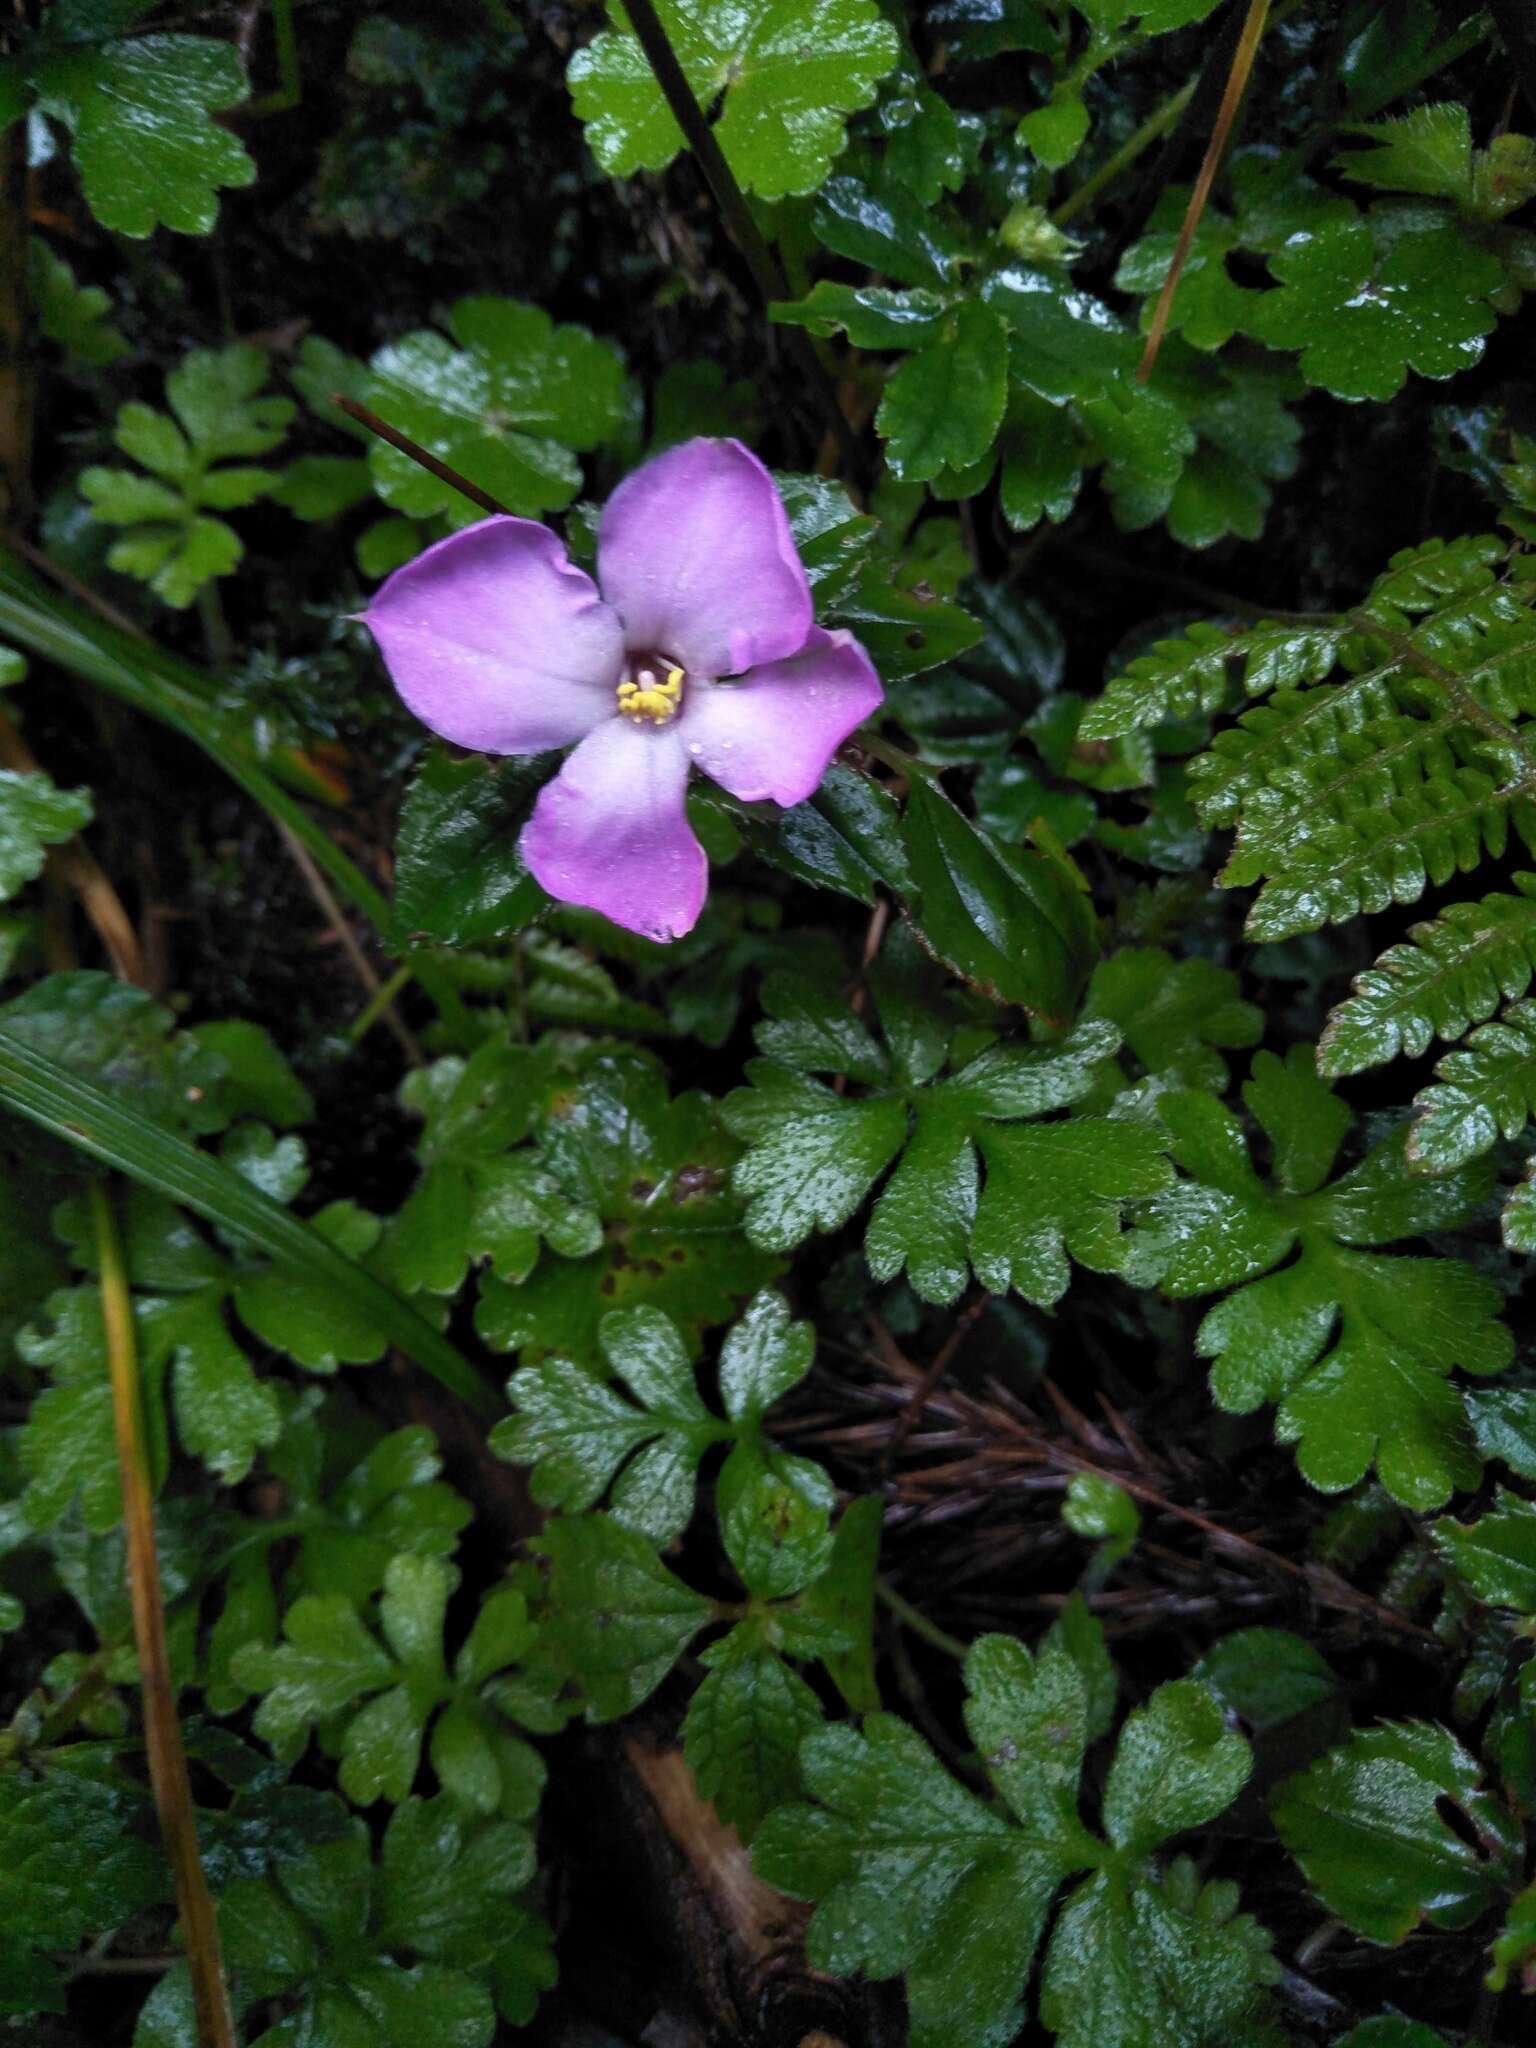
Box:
[879,1294,989,1477]
[1137,0,1271,383]
[330,395,512,519]
[617,0,861,478]
[274,818,421,1063]
[93,1182,237,2048]
[0,119,33,525]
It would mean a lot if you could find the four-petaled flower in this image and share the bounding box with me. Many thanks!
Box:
[363,437,883,941]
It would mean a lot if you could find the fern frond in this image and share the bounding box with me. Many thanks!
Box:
[1407,998,1536,1171]
[1238,771,1533,942]
[1358,533,1506,620]
[1079,620,1342,739]
[1319,878,1536,1077]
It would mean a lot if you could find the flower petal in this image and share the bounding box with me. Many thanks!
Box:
[681,627,883,807]
[364,516,622,753]
[521,717,706,942]
[597,438,811,677]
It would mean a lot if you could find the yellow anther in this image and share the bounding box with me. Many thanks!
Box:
[617,664,684,726]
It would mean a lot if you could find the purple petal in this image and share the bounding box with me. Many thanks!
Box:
[521,717,706,942]
[364,517,622,753]
[597,439,811,677]
[681,627,883,807]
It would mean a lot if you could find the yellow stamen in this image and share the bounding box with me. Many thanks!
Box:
[617,664,684,725]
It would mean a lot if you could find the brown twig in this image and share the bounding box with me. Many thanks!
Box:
[330,394,511,519]
[616,0,862,479]
[93,1183,236,2048]
[274,818,421,1064]
[0,117,33,525]
[879,1293,989,1477]
[1137,0,1271,383]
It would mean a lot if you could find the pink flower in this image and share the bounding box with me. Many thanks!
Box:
[363,438,883,942]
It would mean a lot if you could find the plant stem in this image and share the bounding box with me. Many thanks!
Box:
[618,0,860,476]
[91,1180,237,2048]
[0,118,33,524]
[1053,78,1197,226]
[331,395,512,518]
[1138,0,1271,382]
[346,960,415,1046]
[875,1578,968,1661]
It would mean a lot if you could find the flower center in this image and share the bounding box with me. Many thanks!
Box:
[617,654,684,727]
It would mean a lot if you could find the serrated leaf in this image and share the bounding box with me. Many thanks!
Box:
[30,236,128,365]
[1086,948,1262,1092]
[725,1059,909,1250]
[1407,998,1536,1169]
[33,32,255,237]
[1249,216,1501,403]
[0,767,92,901]
[1432,1488,1536,1611]
[393,745,554,948]
[1332,104,1473,205]
[1320,880,1536,1075]
[683,1625,824,1840]
[878,303,1008,482]
[1134,1070,1512,1508]
[368,298,628,525]
[569,0,900,199]
[538,1513,714,1721]
[1272,1721,1521,1943]
[0,1769,168,2015]
[756,1652,1266,2048]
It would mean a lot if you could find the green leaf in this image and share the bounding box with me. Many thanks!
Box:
[0,767,92,901]
[830,555,984,680]
[1320,878,1536,1075]
[17,1286,126,1531]
[1432,1488,1536,1611]
[1102,1680,1251,1854]
[393,745,553,948]
[234,1557,547,1818]
[80,345,292,607]
[902,777,1097,1019]
[493,1305,721,1542]
[1249,216,1502,403]
[971,1117,1172,1304]
[1193,1629,1338,1731]
[569,0,900,199]
[757,1650,1266,2048]
[0,1030,499,1416]
[724,1059,908,1249]
[1019,91,1088,170]
[812,169,970,289]
[878,303,1008,482]
[368,298,628,525]
[476,1054,777,1364]
[1062,1472,1140,1558]
[683,1622,825,1839]
[33,33,255,237]
[1332,103,1473,205]
[1133,1059,1512,1507]
[1038,1855,1282,2048]
[1272,1721,1521,1943]
[981,265,1135,404]
[537,1513,714,1721]
[717,1432,836,1596]
[30,236,128,365]
[0,1768,169,2015]
[1407,997,1536,1169]
[1086,948,1262,1093]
